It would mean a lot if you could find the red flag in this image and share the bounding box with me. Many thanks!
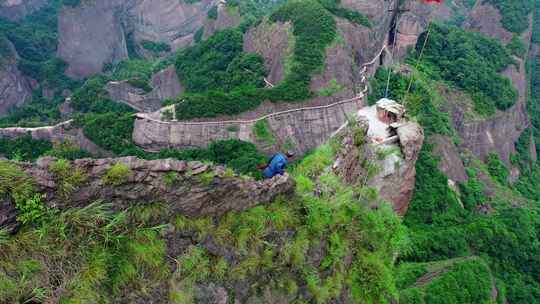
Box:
[420,0,443,3]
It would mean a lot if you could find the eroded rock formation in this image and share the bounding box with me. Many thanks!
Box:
[0,60,33,117]
[0,0,47,21]
[333,115,424,215]
[57,0,218,79]
[106,66,183,112]
[1,156,295,231]
[57,0,129,79]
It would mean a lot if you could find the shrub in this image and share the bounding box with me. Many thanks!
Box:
[193,27,204,43]
[81,113,137,155]
[458,168,487,210]
[318,0,371,27]
[127,77,153,93]
[141,40,171,54]
[507,36,527,58]
[207,5,218,19]
[486,152,509,184]
[49,159,87,198]
[102,163,132,186]
[46,141,92,160]
[253,119,276,146]
[0,134,52,161]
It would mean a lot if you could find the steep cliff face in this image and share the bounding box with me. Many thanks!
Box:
[57,0,128,79]
[126,0,216,51]
[0,60,33,117]
[0,156,295,231]
[463,3,514,44]
[57,0,218,78]
[333,115,424,214]
[0,0,47,21]
[106,66,183,112]
[243,20,293,86]
[394,0,472,58]
[452,10,531,167]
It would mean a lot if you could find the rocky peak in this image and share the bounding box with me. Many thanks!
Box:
[333,111,424,215]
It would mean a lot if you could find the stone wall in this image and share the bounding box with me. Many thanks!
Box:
[133,96,364,155]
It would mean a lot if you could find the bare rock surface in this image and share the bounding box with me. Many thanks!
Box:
[0,61,33,117]
[333,115,424,215]
[107,66,183,112]
[58,0,128,79]
[463,3,513,44]
[1,156,295,230]
[432,135,468,182]
[243,20,292,85]
[128,0,216,52]
[0,0,47,21]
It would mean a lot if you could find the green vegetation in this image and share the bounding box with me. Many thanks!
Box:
[369,67,452,136]
[141,40,171,54]
[49,159,87,198]
[372,35,540,301]
[174,0,338,119]
[486,152,509,185]
[253,119,276,146]
[398,258,494,304]
[0,139,409,303]
[485,0,534,34]
[318,0,371,27]
[207,5,218,19]
[507,35,527,57]
[0,0,77,89]
[458,168,488,211]
[0,160,46,224]
[0,136,90,162]
[0,135,52,161]
[416,23,517,115]
[102,162,132,186]
[176,29,266,93]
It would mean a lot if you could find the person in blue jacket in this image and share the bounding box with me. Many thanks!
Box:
[259,151,294,178]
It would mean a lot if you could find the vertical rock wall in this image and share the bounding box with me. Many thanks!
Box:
[133,97,363,155]
[0,0,47,21]
[57,0,128,79]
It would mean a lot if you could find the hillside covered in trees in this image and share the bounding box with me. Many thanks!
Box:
[0,0,540,303]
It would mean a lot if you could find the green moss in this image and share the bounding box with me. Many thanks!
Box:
[102,163,132,186]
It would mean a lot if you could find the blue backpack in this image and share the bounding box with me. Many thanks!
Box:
[263,153,288,178]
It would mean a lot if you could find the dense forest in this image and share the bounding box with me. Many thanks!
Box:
[1,0,540,303]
